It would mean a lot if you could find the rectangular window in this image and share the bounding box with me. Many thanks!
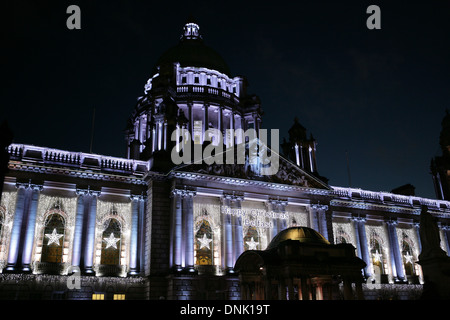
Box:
[114,294,126,300]
[182,76,187,84]
[194,76,199,84]
[206,78,211,85]
[92,293,105,300]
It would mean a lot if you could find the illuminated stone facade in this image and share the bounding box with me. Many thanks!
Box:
[1,20,450,300]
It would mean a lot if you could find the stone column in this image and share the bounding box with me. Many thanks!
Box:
[442,225,450,255]
[413,221,422,254]
[221,196,234,273]
[72,189,86,268]
[182,190,196,272]
[171,189,183,271]
[312,204,329,240]
[300,276,309,300]
[218,106,224,137]
[278,200,288,232]
[229,111,235,147]
[386,219,405,282]
[5,183,27,272]
[309,205,319,232]
[21,184,42,272]
[128,194,142,275]
[203,103,209,143]
[232,196,244,264]
[266,200,279,240]
[83,189,100,275]
[352,216,371,279]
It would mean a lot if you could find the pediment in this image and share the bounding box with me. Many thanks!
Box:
[174,140,330,190]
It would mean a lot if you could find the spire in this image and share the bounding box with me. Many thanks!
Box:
[181,16,202,41]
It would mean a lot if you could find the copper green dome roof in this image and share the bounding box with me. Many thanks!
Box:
[267,226,330,249]
[154,21,231,76]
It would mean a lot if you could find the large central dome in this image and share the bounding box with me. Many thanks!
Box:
[154,21,231,75]
[267,226,330,249]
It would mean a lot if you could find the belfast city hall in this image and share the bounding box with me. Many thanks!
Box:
[1,19,450,301]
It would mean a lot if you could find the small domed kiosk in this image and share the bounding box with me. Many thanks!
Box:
[234,227,366,300]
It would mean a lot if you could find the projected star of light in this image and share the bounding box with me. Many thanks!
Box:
[404,252,414,264]
[246,237,259,250]
[103,233,120,249]
[45,228,64,246]
[198,234,212,249]
[373,250,382,263]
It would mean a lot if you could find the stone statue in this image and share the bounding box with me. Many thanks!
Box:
[418,205,447,260]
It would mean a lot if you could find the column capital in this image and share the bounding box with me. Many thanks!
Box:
[15,180,43,191]
[130,193,146,201]
[172,187,196,198]
[223,191,244,202]
[76,186,100,197]
[385,218,398,226]
[311,203,328,211]
[351,215,366,223]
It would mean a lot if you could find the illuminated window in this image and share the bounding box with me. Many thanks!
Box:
[92,293,104,300]
[113,294,126,300]
[41,214,65,263]
[370,239,385,275]
[100,219,122,265]
[244,227,260,251]
[402,240,415,276]
[195,220,213,265]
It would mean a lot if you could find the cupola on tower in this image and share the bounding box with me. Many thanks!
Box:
[125,19,263,165]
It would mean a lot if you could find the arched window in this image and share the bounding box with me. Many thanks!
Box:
[195,220,213,265]
[402,240,415,276]
[244,227,259,250]
[41,214,65,263]
[370,239,385,275]
[100,219,122,265]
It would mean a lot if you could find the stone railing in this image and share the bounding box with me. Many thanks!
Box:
[8,144,149,175]
[331,186,450,211]
[177,85,240,104]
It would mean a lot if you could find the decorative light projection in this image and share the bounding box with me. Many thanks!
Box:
[367,225,389,281]
[33,195,77,272]
[103,233,120,249]
[0,192,17,268]
[195,220,213,265]
[198,233,212,250]
[246,237,259,250]
[45,228,64,246]
[332,222,356,246]
[95,200,131,275]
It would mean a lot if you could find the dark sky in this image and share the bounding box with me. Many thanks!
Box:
[3,0,450,199]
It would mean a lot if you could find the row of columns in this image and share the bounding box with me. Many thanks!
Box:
[350,215,421,282]
[221,194,244,273]
[170,188,196,272]
[310,204,329,240]
[5,182,42,272]
[241,276,364,300]
[4,183,144,276]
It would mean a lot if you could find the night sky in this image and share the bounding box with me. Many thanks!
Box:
[3,0,450,199]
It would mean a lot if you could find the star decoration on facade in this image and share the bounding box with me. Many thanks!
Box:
[372,250,382,263]
[103,233,120,249]
[404,252,414,264]
[45,228,64,246]
[198,234,212,250]
[246,237,259,250]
